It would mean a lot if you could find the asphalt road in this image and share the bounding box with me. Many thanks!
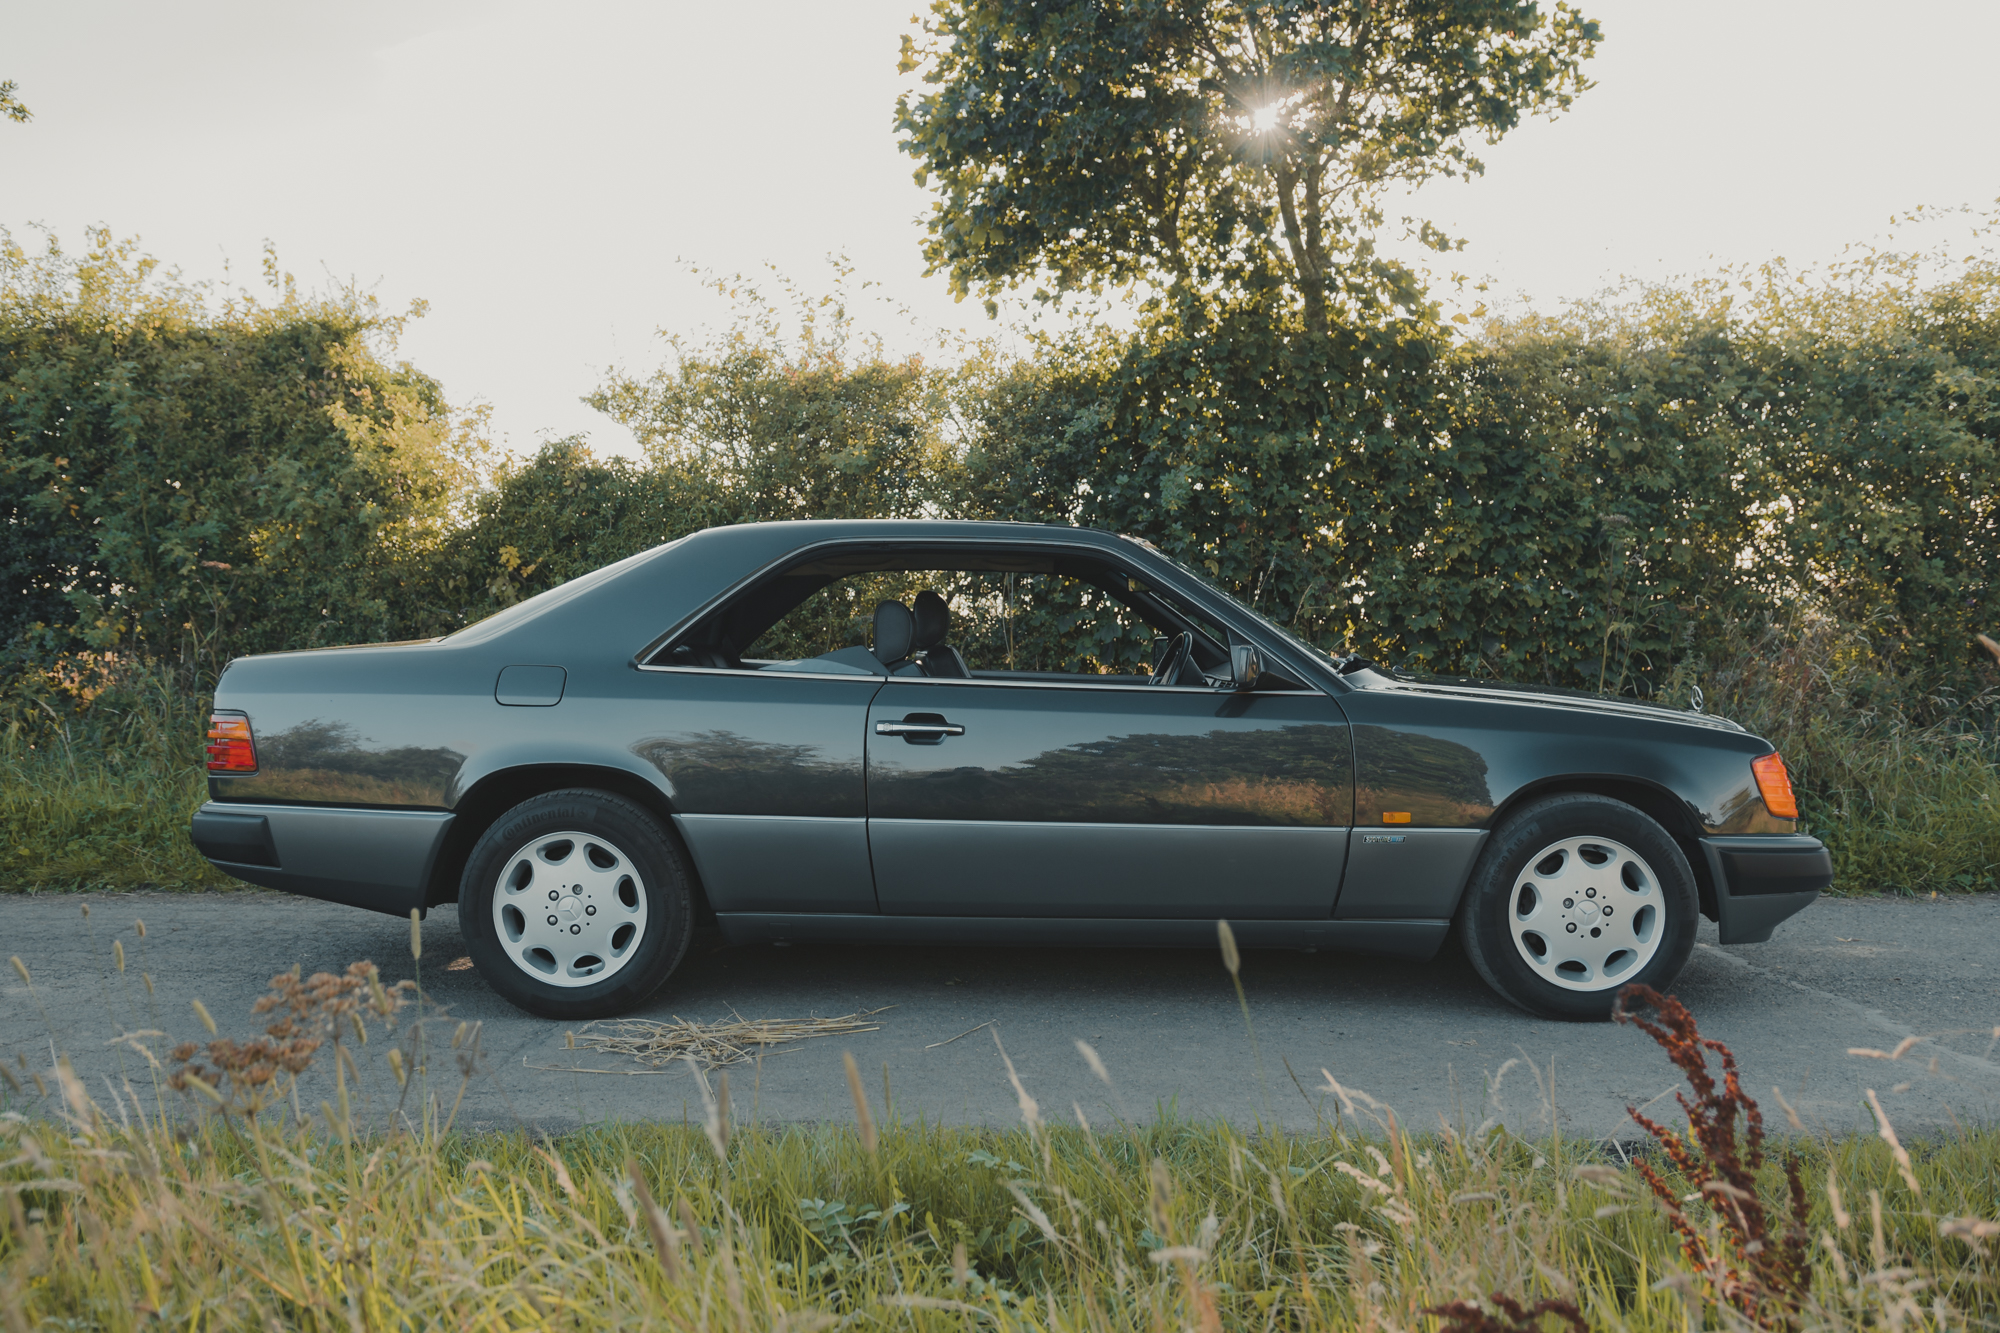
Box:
[3,890,1996,1141]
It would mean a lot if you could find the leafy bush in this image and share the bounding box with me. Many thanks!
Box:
[0,226,483,675]
[964,238,1999,697]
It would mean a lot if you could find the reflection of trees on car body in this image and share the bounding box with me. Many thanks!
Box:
[230,719,464,806]
[632,730,861,817]
[872,722,1353,826]
[1351,726,1495,827]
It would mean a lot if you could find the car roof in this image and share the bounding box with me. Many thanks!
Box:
[443,520,1138,653]
[680,518,1128,553]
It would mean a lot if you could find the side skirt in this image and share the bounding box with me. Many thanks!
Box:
[713,913,1450,960]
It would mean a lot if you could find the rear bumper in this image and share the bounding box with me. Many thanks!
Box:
[1699,834,1831,944]
[190,801,454,918]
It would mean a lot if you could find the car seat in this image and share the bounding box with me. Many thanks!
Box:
[911,591,970,677]
[874,600,918,673]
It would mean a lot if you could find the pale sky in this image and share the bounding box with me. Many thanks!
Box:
[4,1,1996,460]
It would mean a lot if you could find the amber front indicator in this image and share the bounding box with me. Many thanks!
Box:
[1750,752,1798,820]
[206,712,257,774]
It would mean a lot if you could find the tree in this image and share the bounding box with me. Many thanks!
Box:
[587,265,968,526]
[421,439,726,626]
[0,228,481,673]
[0,80,29,124]
[897,0,1598,331]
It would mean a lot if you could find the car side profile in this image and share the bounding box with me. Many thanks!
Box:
[190,520,1831,1020]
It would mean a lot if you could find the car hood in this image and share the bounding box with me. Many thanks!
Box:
[1339,666,1746,733]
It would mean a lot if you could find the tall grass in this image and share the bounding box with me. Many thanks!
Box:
[7,1112,1995,1330]
[1,951,1994,1330]
[1705,613,2000,894]
[0,655,226,890]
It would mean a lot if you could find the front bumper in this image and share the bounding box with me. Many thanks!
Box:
[1699,833,1831,944]
[190,801,454,918]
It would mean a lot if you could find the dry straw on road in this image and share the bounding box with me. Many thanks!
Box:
[572,1007,893,1070]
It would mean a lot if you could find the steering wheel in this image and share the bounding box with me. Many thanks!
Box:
[1149,631,1193,686]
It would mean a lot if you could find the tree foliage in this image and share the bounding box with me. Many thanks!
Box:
[421,268,975,620]
[587,267,966,528]
[962,228,2000,690]
[963,298,1444,645]
[0,79,29,124]
[3,219,1993,699]
[417,441,716,624]
[897,0,1598,329]
[1734,243,2000,660]
[0,228,482,673]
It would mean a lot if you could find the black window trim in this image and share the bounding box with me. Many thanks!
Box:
[630,535,1338,698]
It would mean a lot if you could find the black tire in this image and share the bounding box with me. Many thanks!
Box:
[1456,793,1698,1021]
[458,789,693,1019]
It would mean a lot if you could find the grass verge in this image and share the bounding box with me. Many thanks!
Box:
[4,1108,1995,1331]
[1707,614,2000,895]
[1,657,227,891]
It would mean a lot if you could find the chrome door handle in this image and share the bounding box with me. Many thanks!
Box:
[874,721,965,736]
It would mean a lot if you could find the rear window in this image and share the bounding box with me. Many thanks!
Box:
[445,540,684,645]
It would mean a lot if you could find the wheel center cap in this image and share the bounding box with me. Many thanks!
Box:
[557,894,582,921]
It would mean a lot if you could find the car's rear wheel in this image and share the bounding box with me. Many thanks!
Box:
[1457,793,1698,1020]
[459,789,692,1019]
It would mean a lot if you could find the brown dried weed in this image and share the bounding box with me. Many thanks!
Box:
[1614,983,1812,1329]
[166,960,413,1119]
[1424,1293,1587,1333]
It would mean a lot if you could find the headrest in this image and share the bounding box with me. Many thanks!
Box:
[872,600,915,663]
[911,590,949,650]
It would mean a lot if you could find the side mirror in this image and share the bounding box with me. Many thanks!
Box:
[1230,643,1262,692]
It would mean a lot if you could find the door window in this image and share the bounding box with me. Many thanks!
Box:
[747,569,1164,676]
[652,546,1271,687]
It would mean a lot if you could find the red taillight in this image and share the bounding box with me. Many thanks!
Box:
[206,712,257,774]
[1750,752,1797,819]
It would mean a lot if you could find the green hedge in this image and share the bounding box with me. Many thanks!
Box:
[0,228,479,678]
[7,229,1994,698]
[965,262,1998,696]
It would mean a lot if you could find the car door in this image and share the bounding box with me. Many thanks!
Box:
[865,677,1353,918]
[632,666,883,914]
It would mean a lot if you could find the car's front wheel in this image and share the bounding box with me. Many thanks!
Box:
[459,789,692,1019]
[1457,794,1698,1020]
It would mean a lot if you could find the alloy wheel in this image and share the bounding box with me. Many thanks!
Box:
[1506,834,1663,992]
[490,830,649,987]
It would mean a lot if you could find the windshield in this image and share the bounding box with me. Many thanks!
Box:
[1125,537,1339,669]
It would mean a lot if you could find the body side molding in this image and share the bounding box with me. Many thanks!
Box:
[867,819,1349,919]
[1334,827,1490,919]
[714,912,1448,959]
[673,813,878,914]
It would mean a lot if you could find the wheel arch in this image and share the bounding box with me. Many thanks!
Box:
[425,764,714,922]
[1481,776,1719,922]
